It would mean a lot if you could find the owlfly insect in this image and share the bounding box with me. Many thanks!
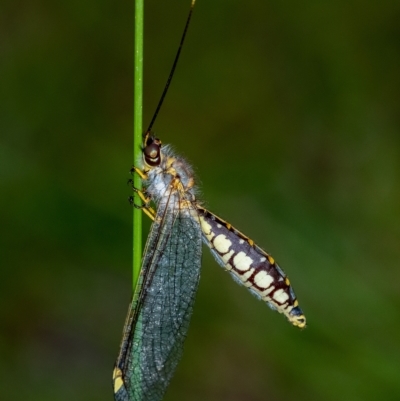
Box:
[113,1,306,400]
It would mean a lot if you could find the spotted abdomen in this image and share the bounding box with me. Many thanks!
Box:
[197,208,306,328]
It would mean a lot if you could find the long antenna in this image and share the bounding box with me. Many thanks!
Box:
[145,0,196,135]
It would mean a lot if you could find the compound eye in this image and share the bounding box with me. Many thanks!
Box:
[143,137,162,166]
[145,143,159,159]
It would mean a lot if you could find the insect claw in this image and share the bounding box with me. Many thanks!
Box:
[128,196,145,210]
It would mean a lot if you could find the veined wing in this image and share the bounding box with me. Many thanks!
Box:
[197,207,306,328]
[114,195,202,401]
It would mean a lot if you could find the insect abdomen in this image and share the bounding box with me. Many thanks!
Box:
[198,208,306,328]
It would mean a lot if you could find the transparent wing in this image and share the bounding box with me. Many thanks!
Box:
[114,197,202,401]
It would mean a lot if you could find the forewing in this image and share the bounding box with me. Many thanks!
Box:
[114,198,202,401]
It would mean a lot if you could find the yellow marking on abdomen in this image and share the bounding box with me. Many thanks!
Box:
[292,316,306,328]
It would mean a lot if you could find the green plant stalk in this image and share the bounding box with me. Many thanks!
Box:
[133,0,144,291]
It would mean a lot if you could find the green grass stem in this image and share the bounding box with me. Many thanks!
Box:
[133,0,144,291]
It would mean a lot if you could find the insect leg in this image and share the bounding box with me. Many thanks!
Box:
[128,185,156,221]
[129,165,148,180]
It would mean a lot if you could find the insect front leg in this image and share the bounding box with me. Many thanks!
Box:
[129,165,148,180]
[128,184,156,221]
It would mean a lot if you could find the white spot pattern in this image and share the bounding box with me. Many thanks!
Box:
[262,286,275,297]
[213,234,232,253]
[273,289,289,304]
[253,270,274,289]
[241,268,254,281]
[200,217,215,241]
[233,252,253,271]
[221,250,234,263]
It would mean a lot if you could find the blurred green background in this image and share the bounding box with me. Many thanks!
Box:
[1,0,400,400]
